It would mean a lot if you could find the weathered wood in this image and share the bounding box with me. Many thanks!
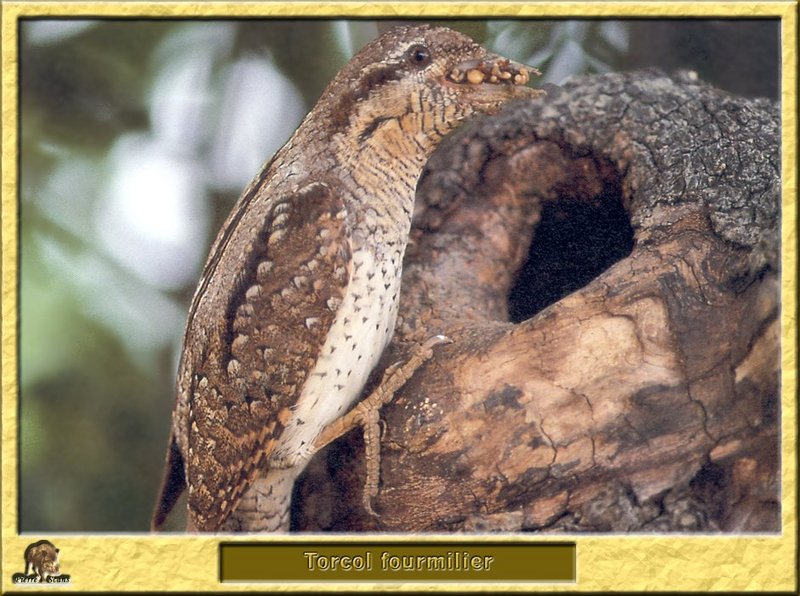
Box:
[294,70,780,533]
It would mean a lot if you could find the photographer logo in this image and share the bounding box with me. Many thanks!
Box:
[11,540,71,585]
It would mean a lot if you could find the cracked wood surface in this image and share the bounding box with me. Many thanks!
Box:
[294,70,780,533]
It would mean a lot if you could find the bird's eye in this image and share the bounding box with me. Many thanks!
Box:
[406,44,432,68]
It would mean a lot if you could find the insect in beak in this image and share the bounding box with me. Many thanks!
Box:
[448,56,541,86]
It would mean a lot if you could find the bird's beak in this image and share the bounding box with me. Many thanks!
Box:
[445,51,545,106]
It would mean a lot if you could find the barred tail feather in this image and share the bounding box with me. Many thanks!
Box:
[220,467,300,532]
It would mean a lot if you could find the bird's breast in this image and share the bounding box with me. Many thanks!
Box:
[269,245,404,465]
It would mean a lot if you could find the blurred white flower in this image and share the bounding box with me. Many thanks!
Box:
[96,133,210,290]
[600,21,629,53]
[544,38,588,84]
[149,53,215,155]
[149,23,237,155]
[34,231,186,369]
[207,57,305,191]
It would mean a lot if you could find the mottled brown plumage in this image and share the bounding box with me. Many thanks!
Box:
[152,24,541,532]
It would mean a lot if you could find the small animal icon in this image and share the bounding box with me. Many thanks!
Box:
[23,540,61,581]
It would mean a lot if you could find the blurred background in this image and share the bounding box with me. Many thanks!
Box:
[18,18,779,532]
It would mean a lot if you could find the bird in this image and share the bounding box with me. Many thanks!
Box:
[151,23,541,532]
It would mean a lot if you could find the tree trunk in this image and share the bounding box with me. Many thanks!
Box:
[294,70,781,533]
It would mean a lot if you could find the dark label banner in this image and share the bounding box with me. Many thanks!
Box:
[220,541,576,582]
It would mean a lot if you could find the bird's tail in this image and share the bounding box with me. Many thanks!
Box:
[151,433,186,532]
[220,466,300,532]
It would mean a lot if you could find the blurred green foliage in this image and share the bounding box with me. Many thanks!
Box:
[17,19,778,531]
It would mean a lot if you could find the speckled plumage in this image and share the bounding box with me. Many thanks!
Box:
[152,24,540,532]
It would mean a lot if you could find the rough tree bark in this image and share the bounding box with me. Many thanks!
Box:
[293,70,781,533]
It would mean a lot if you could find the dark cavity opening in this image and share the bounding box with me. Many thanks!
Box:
[507,178,634,323]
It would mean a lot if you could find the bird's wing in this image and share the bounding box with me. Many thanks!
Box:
[183,181,351,531]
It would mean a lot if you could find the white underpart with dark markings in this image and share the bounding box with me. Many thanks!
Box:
[224,246,404,532]
[274,249,401,464]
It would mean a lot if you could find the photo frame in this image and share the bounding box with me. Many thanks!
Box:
[1,1,796,592]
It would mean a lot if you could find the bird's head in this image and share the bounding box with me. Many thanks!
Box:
[320,24,543,150]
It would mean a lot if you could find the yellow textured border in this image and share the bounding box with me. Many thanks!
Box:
[1,1,796,592]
